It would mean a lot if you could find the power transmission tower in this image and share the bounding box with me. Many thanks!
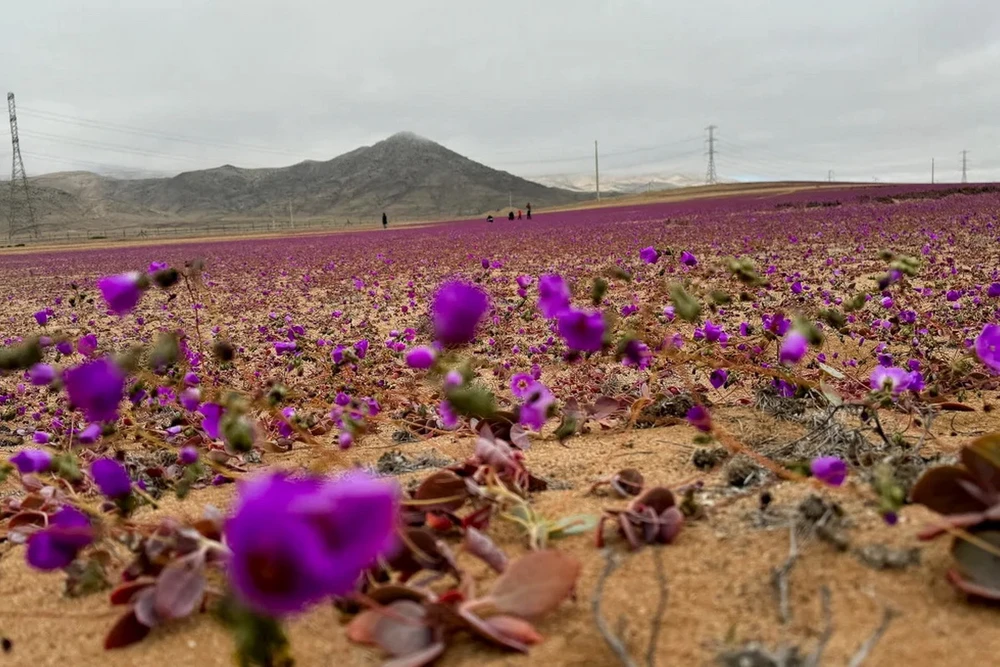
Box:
[961,150,968,183]
[828,170,834,182]
[7,92,37,241]
[594,140,600,201]
[704,125,718,185]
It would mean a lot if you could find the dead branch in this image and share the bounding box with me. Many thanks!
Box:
[771,523,800,624]
[592,549,639,667]
[805,586,833,667]
[645,548,669,667]
[847,607,899,667]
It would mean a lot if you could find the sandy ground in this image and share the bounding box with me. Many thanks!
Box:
[2,400,998,667]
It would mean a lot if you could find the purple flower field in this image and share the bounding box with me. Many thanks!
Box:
[2,183,1000,666]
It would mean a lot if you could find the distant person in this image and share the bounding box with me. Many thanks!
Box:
[517,209,522,220]
[382,212,388,229]
[508,210,515,221]
[526,203,532,219]
[487,214,494,223]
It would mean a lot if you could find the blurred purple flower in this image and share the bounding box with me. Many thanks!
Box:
[621,339,651,370]
[680,251,698,266]
[10,448,52,474]
[63,358,125,424]
[557,308,605,352]
[870,366,911,394]
[537,274,571,318]
[354,339,369,359]
[519,382,554,431]
[77,334,98,357]
[686,405,712,433]
[148,261,168,273]
[779,331,808,365]
[180,388,201,411]
[98,273,144,315]
[989,283,1000,298]
[33,310,48,326]
[26,507,94,570]
[33,431,50,444]
[90,458,131,498]
[55,340,73,356]
[975,323,1000,374]
[810,456,847,486]
[28,363,56,386]
[405,346,436,369]
[639,246,659,264]
[224,471,398,616]
[709,369,729,389]
[179,446,199,465]
[200,403,224,439]
[77,423,101,445]
[432,281,488,347]
[510,373,534,399]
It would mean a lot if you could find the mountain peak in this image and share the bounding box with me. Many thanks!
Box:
[384,131,433,144]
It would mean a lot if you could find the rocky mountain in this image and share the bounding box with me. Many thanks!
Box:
[24,132,589,229]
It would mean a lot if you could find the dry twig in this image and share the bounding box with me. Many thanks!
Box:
[771,523,799,624]
[847,607,899,667]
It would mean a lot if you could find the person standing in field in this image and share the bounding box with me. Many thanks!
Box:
[517,209,522,219]
[508,210,514,221]
[382,212,388,229]
[526,203,532,219]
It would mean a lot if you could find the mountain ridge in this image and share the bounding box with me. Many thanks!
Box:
[16,132,590,232]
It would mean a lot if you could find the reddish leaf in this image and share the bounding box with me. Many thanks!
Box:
[508,424,531,451]
[611,468,644,497]
[590,396,621,420]
[939,402,975,412]
[153,553,206,620]
[346,609,380,645]
[372,600,433,657]
[455,608,530,653]
[414,471,468,512]
[109,579,156,605]
[133,588,161,628]
[464,527,508,573]
[103,610,151,650]
[483,615,543,646]
[963,435,1000,493]
[6,512,47,531]
[910,466,986,515]
[950,528,1000,596]
[483,549,581,618]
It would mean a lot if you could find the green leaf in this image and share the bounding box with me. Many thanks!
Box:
[547,514,599,538]
[818,362,845,380]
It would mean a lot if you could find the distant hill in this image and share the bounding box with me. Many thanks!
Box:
[22,132,589,231]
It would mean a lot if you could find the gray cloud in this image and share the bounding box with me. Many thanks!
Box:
[3,0,999,184]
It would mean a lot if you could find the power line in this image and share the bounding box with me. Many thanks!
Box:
[7,92,38,240]
[961,149,968,183]
[705,125,718,185]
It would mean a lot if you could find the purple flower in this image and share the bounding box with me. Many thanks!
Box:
[10,448,53,474]
[710,369,729,389]
[639,246,659,264]
[183,372,200,386]
[974,324,1000,374]
[55,340,73,356]
[225,471,399,616]
[338,432,353,449]
[354,339,369,359]
[557,308,605,352]
[180,388,201,411]
[988,283,1000,298]
[686,405,712,433]
[405,346,436,369]
[77,334,98,357]
[703,320,724,343]
[439,400,458,429]
[90,458,131,498]
[335,392,351,407]
[34,310,49,326]
[200,403,224,439]
[537,274,571,318]
[870,366,912,394]
[148,261,168,273]
[274,340,297,355]
[791,281,803,295]
[76,423,101,445]
[431,281,488,347]
[331,345,345,364]
[680,251,698,267]
[179,446,199,465]
[63,358,125,424]
[946,289,961,302]
[621,339,651,370]
[519,382,555,431]
[97,273,144,315]
[510,373,534,399]
[28,363,56,386]
[26,507,94,570]
[779,331,808,365]
[810,456,847,486]
[33,431,50,445]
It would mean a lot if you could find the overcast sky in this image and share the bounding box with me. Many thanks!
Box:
[3,0,1000,184]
